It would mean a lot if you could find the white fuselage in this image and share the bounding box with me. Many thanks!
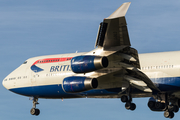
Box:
[3,51,180,98]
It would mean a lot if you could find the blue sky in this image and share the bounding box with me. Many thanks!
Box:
[1,0,180,119]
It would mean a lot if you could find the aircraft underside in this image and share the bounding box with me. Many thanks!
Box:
[9,84,151,99]
[9,82,180,99]
[9,81,180,118]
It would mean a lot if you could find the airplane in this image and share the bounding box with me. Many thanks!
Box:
[2,2,180,119]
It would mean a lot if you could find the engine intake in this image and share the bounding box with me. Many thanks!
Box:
[63,76,98,93]
[71,55,108,73]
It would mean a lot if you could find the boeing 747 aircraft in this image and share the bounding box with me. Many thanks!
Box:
[2,2,180,119]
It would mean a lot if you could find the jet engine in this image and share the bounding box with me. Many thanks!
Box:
[71,55,108,73]
[63,76,98,93]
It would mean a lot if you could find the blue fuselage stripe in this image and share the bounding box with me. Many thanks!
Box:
[9,85,122,98]
[151,77,180,91]
[9,77,180,98]
[151,77,180,86]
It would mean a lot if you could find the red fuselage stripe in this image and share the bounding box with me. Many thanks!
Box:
[32,57,73,65]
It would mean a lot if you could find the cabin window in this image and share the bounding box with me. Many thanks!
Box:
[23,76,27,79]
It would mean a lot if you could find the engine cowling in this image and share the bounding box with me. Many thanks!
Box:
[63,76,98,93]
[71,55,108,73]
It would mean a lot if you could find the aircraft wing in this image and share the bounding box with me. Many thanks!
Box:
[87,49,160,93]
[86,2,160,94]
